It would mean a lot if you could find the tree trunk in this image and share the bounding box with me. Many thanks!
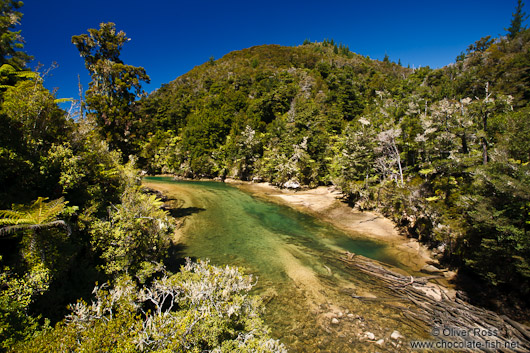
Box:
[482,138,488,164]
[482,83,490,164]
[392,142,404,186]
[461,132,469,154]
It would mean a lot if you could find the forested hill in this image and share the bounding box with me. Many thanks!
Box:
[136,32,530,312]
[137,41,413,177]
[137,35,530,180]
[1,0,529,348]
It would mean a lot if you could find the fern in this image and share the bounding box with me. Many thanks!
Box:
[54,98,74,104]
[0,197,70,236]
[0,63,16,75]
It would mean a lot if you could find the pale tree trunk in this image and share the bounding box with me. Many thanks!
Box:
[376,128,404,186]
[392,141,404,186]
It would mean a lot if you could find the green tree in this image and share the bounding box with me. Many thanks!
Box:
[463,155,530,293]
[72,22,150,157]
[0,198,70,350]
[89,162,174,276]
[0,0,31,69]
[0,63,36,89]
[0,197,69,236]
[0,74,70,207]
[506,0,528,39]
[0,258,50,351]
[19,260,287,353]
[2,79,69,151]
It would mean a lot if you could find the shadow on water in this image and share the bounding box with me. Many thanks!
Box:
[168,206,205,218]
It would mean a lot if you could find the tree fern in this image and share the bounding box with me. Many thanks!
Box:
[0,197,70,236]
[0,63,39,89]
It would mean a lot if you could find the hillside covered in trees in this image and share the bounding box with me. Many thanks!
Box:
[135,27,530,312]
[1,0,529,350]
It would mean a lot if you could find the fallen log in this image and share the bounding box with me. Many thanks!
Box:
[339,254,530,353]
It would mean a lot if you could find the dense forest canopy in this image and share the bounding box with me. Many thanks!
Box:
[136,28,530,300]
[0,0,529,351]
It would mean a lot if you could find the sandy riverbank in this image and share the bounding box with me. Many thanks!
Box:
[228,180,441,274]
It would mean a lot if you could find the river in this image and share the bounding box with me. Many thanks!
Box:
[143,177,430,352]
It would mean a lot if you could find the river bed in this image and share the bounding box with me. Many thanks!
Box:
[143,177,432,352]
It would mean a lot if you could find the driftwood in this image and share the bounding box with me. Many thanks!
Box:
[339,254,530,353]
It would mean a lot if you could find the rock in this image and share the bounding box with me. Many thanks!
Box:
[426,259,440,266]
[390,330,404,340]
[414,283,444,301]
[283,179,301,189]
[375,339,385,346]
[456,290,470,301]
[406,240,421,251]
[331,318,339,325]
[433,252,445,261]
[363,332,375,340]
[421,264,444,274]
[443,270,457,280]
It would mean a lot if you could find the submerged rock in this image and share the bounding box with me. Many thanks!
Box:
[363,332,376,340]
[390,330,404,340]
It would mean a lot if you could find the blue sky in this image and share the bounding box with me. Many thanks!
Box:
[20,0,521,101]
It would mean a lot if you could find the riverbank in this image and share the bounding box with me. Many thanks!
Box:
[227,179,448,276]
[142,177,530,347]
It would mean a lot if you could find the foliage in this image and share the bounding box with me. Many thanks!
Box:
[89,174,174,276]
[462,156,530,292]
[19,260,286,353]
[72,22,150,157]
[1,3,530,349]
[0,197,68,231]
[0,0,31,69]
[0,72,71,208]
[506,0,528,39]
[0,259,50,350]
[0,197,72,275]
[0,63,36,89]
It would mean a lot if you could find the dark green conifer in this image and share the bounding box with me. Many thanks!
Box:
[0,0,31,69]
[506,0,528,39]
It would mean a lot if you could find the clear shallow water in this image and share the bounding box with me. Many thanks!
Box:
[144,177,428,352]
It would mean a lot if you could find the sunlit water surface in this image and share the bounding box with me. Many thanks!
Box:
[144,177,428,352]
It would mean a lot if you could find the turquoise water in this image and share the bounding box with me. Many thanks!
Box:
[144,177,427,352]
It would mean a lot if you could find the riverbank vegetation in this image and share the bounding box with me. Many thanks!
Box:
[0,0,529,350]
[135,4,530,317]
[0,3,285,351]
